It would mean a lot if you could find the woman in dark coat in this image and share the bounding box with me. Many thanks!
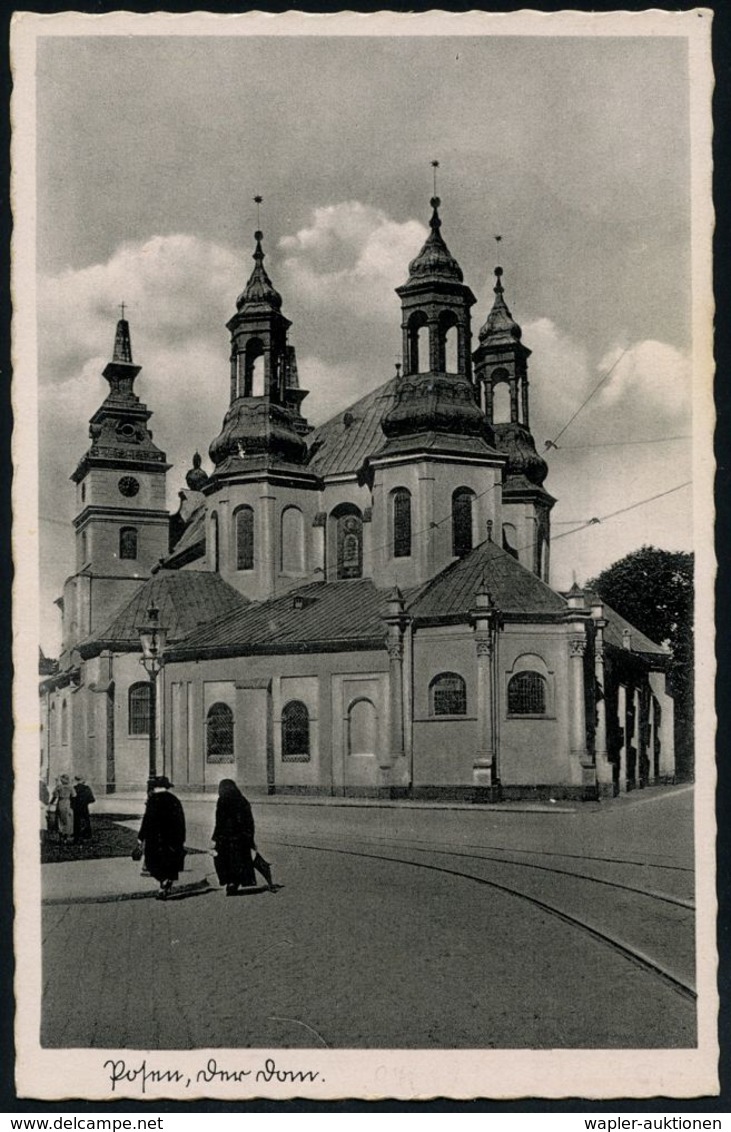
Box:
[212,779,257,895]
[137,776,186,899]
[71,775,95,842]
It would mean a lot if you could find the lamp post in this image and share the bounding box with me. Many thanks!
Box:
[471,582,504,802]
[137,601,168,785]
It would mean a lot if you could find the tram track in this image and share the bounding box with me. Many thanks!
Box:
[273,837,697,1004]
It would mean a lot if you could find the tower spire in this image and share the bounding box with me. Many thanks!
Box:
[112,310,133,365]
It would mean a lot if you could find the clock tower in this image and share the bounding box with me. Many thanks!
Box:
[62,316,170,652]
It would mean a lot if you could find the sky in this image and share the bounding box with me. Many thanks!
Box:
[34,27,697,655]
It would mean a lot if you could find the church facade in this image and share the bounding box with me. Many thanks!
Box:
[39,197,675,800]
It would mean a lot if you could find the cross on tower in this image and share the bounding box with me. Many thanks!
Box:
[431,159,440,196]
[119,301,126,320]
[253,195,263,228]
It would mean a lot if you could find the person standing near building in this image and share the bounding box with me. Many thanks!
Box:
[49,774,75,845]
[71,775,95,843]
[136,776,186,900]
[212,779,257,895]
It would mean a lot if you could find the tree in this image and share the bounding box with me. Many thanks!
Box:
[587,546,694,780]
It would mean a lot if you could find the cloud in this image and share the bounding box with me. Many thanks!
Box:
[279,202,427,321]
[596,338,691,422]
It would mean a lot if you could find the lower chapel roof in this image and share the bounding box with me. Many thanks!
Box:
[170,539,572,659]
[76,570,249,658]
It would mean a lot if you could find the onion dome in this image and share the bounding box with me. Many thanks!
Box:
[479,267,522,343]
[209,400,308,470]
[403,197,464,284]
[185,451,208,492]
[493,422,549,487]
[236,231,283,311]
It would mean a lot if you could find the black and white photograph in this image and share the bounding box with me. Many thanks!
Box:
[11,8,716,1101]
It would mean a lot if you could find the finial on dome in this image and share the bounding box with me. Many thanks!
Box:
[494,266,504,293]
[185,451,208,492]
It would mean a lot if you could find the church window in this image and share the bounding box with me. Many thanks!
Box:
[209,512,219,572]
[438,310,459,373]
[336,509,363,579]
[281,506,305,574]
[81,483,86,503]
[407,311,429,375]
[430,672,467,716]
[392,489,412,558]
[61,700,69,745]
[81,531,88,563]
[452,488,474,557]
[245,338,265,397]
[281,700,310,762]
[128,682,151,736]
[235,506,254,571]
[119,526,138,560]
[491,369,511,424]
[508,671,547,716]
[206,702,234,763]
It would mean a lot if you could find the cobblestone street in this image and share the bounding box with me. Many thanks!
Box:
[41,786,697,1050]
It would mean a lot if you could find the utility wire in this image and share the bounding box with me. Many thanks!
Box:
[544,346,629,452]
[550,435,690,452]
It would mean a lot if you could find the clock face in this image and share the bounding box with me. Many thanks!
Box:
[118,476,140,498]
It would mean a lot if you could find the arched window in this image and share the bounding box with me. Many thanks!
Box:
[61,700,69,745]
[491,367,512,424]
[407,311,429,375]
[81,530,88,563]
[129,682,151,736]
[119,526,138,560]
[452,488,474,557]
[281,700,310,762]
[209,512,219,572]
[245,338,265,397]
[206,702,234,762]
[429,672,467,716]
[336,509,363,579]
[392,489,412,558]
[348,698,378,756]
[281,506,305,574]
[235,506,254,571]
[438,310,459,373]
[507,671,547,716]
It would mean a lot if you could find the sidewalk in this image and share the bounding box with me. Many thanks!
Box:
[41,819,218,905]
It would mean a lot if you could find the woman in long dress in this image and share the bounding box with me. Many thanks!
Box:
[49,774,75,844]
[136,776,186,899]
[212,779,257,895]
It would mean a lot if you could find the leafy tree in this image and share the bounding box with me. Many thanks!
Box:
[587,546,694,779]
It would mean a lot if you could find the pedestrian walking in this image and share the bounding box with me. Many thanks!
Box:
[71,775,95,842]
[136,776,186,899]
[49,774,75,845]
[212,778,257,895]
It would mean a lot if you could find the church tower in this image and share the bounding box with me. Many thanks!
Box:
[206,224,319,600]
[472,267,555,580]
[63,316,170,653]
[370,195,505,589]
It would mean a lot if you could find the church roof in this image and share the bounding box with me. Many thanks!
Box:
[478,267,524,344]
[586,593,668,658]
[401,197,464,286]
[76,570,249,656]
[171,578,397,657]
[409,538,567,621]
[306,375,399,477]
[236,231,283,312]
[162,502,206,568]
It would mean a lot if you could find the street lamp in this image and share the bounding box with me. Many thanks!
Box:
[137,601,168,785]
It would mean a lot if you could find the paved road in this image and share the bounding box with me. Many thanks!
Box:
[41,787,696,1050]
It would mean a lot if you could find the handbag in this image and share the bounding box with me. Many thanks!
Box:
[131,843,143,862]
[253,851,273,889]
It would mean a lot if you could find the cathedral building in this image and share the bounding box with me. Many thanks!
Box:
[39,197,675,800]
